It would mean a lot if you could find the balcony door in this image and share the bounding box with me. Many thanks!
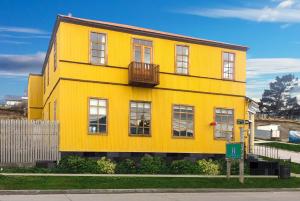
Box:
[133,38,153,64]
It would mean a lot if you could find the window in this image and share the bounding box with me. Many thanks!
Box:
[53,100,57,121]
[90,32,106,65]
[54,39,57,71]
[222,52,235,80]
[133,38,153,64]
[172,105,194,137]
[130,101,151,135]
[176,45,189,74]
[88,98,108,134]
[215,108,234,139]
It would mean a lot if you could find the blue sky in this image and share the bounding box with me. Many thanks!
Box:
[0,0,300,101]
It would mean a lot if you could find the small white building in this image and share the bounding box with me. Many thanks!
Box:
[256,124,280,139]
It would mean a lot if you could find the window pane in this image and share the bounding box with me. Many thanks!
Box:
[91,33,98,42]
[90,99,98,106]
[89,124,97,133]
[223,52,229,60]
[229,53,234,61]
[99,125,106,132]
[98,108,106,116]
[134,46,142,62]
[90,107,98,115]
[98,100,106,107]
[176,45,182,55]
[182,47,188,55]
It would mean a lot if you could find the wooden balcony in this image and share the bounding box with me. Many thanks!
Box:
[128,62,159,87]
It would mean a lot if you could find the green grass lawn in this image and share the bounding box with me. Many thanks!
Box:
[0,176,300,190]
[260,142,300,152]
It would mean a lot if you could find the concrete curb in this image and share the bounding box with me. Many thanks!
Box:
[1,188,300,195]
[0,173,279,178]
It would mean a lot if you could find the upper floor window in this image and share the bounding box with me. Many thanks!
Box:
[176,45,189,74]
[130,101,151,135]
[222,52,235,80]
[215,108,234,139]
[88,98,108,134]
[133,38,153,64]
[173,105,194,137]
[90,32,106,65]
[54,39,57,71]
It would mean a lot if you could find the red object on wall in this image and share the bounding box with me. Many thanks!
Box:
[210,122,217,126]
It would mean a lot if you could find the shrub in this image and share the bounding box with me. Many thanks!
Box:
[58,155,98,173]
[170,159,199,174]
[116,159,136,174]
[96,157,116,174]
[139,154,166,174]
[197,159,220,175]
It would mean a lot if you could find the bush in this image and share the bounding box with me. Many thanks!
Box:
[139,154,166,174]
[170,159,199,174]
[116,159,136,174]
[58,155,98,173]
[197,159,220,175]
[96,157,116,174]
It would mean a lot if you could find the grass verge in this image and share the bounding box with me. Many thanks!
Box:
[260,142,300,152]
[0,176,299,190]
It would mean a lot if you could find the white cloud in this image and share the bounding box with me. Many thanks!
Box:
[280,23,291,28]
[246,57,300,100]
[0,40,30,45]
[0,26,48,34]
[277,0,295,8]
[247,58,300,78]
[0,52,45,76]
[0,34,50,39]
[178,0,300,23]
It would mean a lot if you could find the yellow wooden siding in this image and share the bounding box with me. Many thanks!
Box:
[59,80,247,153]
[28,75,43,119]
[29,20,248,154]
[59,22,246,82]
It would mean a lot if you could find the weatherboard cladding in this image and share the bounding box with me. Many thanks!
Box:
[41,15,248,74]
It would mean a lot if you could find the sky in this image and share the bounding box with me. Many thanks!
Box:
[0,0,300,102]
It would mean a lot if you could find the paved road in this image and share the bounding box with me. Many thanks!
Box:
[1,192,300,201]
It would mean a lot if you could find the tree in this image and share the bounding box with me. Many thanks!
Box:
[260,74,300,118]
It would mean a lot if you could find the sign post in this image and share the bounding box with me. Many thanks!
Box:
[225,127,245,184]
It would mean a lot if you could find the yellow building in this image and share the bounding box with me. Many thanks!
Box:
[28,15,253,158]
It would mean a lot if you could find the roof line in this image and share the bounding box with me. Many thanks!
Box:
[42,15,248,74]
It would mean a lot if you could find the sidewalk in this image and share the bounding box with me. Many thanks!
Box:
[0,173,279,178]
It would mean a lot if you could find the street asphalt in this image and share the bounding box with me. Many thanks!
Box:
[1,192,300,201]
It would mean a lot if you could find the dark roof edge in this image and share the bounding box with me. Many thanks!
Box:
[41,15,248,74]
[29,73,42,76]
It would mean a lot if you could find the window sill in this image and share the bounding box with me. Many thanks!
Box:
[129,134,151,137]
[88,132,108,136]
[172,136,194,139]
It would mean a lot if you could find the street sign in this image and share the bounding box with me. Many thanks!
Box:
[236,119,249,125]
[226,143,243,159]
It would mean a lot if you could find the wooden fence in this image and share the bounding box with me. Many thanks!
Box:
[0,119,60,165]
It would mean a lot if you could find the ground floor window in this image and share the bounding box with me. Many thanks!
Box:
[214,108,234,139]
[172,105,194,137]
[130,101,151,135]
[88,98,107,134]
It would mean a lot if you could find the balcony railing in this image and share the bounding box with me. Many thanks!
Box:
[128,62,159,87]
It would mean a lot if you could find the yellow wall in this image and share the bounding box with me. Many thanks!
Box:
[28,74,43,119]
[29,20,249,154]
